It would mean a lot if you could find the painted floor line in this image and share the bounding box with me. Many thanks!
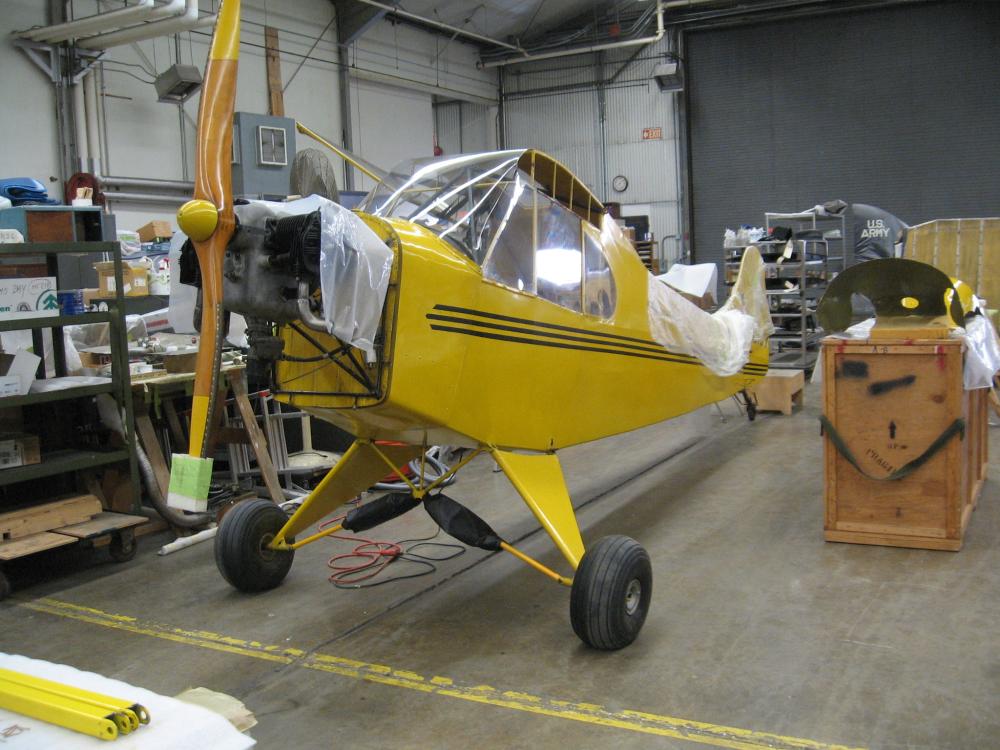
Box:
[19,597,866,750]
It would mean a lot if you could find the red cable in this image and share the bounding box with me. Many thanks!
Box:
[317,498,404,585]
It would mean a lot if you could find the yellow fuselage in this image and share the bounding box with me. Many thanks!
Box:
[275,213,768,451]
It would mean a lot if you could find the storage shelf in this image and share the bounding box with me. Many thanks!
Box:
[0,382,115,408]
[0,448,130,487]
[0,241,119,255]
[0,312,113,332]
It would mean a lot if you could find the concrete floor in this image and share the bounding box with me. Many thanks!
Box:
[1,384,998,749]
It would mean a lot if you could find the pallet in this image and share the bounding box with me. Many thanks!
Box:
[0,495,102,542]
[0,511,147,560]
[822,337,989,551]
[0,532,77,561]
[747,369,804,415]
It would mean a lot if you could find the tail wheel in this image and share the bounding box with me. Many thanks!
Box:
[215,499,294,592]
[570,535,652,650]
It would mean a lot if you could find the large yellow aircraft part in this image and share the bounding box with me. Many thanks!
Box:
[276,214,767,451]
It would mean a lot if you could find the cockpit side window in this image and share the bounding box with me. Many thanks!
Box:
[482,177,536,294]
[535,194,582,312]
[583,227,617,319]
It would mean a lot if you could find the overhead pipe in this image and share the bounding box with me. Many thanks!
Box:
[351,0,523,52]
[83,72,102,173]
[19,0,156,43]
[479,0,668,68]
[79,0,214,50]
[72,80,89,170]
[100,175,194,191]
[103,191,189,204]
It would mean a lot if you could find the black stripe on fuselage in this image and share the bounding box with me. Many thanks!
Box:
[432,304,695,356]
[427,318,767,376]
[428,304,766,376]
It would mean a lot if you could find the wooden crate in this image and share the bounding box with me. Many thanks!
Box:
[822,337,989,551]
[747,369,804,415]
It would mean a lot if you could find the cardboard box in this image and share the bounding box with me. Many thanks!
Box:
[0,350,40,395]
[136,220,173,243]
[0,432,41,470]
[0,378,19,397]
[0,277,58,318]
[95,261,149,298]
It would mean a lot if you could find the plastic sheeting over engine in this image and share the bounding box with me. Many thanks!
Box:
[234,195,393,355]
[647,247,774,377]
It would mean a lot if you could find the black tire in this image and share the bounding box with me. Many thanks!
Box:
[215,499,294,592]
[570,535,652,650]
[109,530,137,562]
[0,570,9,601]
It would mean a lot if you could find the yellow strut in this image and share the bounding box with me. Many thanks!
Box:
[296,122,382,182]
[0,676,122,741]
[500,542,572,586]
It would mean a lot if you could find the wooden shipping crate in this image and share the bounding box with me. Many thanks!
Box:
[821,337,988,551]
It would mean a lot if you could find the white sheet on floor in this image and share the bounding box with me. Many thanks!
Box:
[0,653,255,749]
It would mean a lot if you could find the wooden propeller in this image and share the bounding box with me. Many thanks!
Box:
[176,0,241,458]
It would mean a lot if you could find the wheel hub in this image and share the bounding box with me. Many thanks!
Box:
[624,578,642,615]
[258,533,276,560]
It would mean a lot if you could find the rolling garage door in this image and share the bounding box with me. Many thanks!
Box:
[685,1,1000,273]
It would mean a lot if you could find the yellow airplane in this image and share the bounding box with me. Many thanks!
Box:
[175,0,771,650]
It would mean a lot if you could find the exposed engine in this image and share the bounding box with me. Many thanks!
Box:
[180,209,325,387]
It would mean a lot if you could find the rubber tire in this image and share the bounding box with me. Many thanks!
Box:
[570,535,652,650]
[215,499,294,592]
[0,570,9,601]
[109,530,136,562]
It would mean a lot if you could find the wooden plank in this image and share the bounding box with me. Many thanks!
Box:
[162,396,187,448]
[54,511,148,540]
[134,401,170,498]
[229,373,284,503]
[265,26,284,117]
[824,530,962,552]
[0,495,101,541]
[0,532,77,561]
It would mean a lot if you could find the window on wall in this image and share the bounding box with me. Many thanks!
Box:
[583,229,616,319]
[535,194,582,313]
[258,126,287,166]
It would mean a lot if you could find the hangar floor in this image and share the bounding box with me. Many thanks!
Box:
[1,384,998,749]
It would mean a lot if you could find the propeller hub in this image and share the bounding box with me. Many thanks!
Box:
[177,199,220,242]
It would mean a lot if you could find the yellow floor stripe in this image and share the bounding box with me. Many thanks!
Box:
[20,598,865,750]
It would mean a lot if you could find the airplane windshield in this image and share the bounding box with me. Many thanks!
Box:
[362,151,527,263]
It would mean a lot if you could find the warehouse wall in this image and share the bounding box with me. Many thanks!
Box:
[501,38,684,267]
[434,102,499,157]
[347,17,497,189]
[0,1,496,233]
[685,0,1000,279]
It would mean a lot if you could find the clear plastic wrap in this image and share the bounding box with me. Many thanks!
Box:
[234,196,393,356]
[647,247,773,377]
[960,311,1000,389]
[810,304,1000,390]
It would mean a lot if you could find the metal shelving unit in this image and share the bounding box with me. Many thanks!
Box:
[765,211,850,275]
[725,238,829,370]
[0,241,139,505]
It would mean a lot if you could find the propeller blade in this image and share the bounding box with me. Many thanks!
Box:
[176,0,241,458]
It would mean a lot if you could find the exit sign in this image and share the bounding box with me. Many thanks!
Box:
[642,127,663,140]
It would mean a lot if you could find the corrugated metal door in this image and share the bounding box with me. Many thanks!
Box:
[685,1,1000,276]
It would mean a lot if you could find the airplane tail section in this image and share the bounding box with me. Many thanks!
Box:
[647,246,773,377]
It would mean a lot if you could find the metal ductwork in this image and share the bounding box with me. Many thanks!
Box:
[79,0,215,50]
